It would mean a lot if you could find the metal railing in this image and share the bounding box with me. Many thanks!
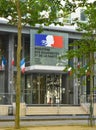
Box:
[80,94,96,104]
[0,92,96,105]
[0,93,15,105]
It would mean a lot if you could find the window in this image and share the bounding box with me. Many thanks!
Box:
[80,9,87,21]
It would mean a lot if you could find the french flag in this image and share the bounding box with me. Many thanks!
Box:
[2,56,7,69]
[68,67,72,76]
[35,34,63,48]
[11,58,14,66]
[20,58,25,73]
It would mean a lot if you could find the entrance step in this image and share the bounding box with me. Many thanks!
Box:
[26,106,87,116]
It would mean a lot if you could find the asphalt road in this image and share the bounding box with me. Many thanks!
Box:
[0,115,95,127]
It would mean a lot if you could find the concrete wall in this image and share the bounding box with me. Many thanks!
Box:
[0,105,9,115]
[13,103,26,116]
[81,103,96,116]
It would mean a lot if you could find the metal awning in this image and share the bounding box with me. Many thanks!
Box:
[25,65,66,73]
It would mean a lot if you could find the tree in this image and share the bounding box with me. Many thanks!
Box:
[62,1,96,126]
[0,0,88,129]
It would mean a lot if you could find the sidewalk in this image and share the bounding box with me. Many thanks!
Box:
[0,126,96,130]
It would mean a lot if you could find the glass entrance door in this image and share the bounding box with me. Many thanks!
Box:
[46,74,61,104]
[32,74,46,104]
[24,73,62,105]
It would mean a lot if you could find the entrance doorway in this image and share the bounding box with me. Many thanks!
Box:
[24,73,70,105]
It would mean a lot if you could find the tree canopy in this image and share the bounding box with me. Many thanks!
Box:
[0,0,88,27]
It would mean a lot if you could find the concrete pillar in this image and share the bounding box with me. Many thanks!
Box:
[8,34,15,104]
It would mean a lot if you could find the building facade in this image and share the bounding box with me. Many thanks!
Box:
[0,22,86,107]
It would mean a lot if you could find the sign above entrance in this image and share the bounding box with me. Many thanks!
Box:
[30,29,68,67]
[35,34,63,48]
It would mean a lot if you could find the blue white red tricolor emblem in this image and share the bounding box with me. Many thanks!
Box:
[35,34,63,48]
[20,58,25,73]
[2,56,7,69]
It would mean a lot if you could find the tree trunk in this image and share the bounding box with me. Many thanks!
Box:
[15,0,22,129]
[89,52,94,126]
